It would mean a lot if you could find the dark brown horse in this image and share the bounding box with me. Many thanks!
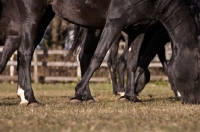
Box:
[0,0,199,105]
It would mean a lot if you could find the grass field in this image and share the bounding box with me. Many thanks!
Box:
[0,81,200,132]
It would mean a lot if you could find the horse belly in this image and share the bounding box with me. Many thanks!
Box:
[51,0,110,28]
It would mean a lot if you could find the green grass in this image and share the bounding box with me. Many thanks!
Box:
[0,82,200,132]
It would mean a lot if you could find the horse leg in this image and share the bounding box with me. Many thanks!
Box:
[0,35,31,105]
[0,35,32,105]
[157,47,168,74]
[116,31,129,96]
[107,33,121,95]
[70,19,125,102]
[17,6,55,105]
[70,28,102,103]
[134,23,169,91]
[0,36,20,74]
[157,45,181,97]
[117,54,127,96]
[136,69,150,93]
[120,31,145,102]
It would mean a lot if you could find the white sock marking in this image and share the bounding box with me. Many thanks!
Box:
[177,91,181,97]
[17,86,28,104]
[118,92,125,97]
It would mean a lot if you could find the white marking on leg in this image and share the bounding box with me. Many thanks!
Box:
[177,91,181,97]
[110,67,113,72]
[128,47,131,52]
[17,86,28,105]
[118,92,125,97]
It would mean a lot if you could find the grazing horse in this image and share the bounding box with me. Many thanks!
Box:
[77,21,168,97]
[0,0,199,105]
[69,0,200,104]
[109,22,170,96]
[72,22,152,101]
[78,21,176,99]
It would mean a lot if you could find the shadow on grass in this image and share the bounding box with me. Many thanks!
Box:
[0,97,19,106]
[140,96,181,103]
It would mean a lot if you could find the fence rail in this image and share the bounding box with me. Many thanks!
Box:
[0,44,172,83]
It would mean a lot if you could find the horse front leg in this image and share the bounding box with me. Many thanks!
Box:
[121,32,145,102]
[116,31,129,96]
[70,19,125,103]
[117,54,127,96]
[17,49,37,105]
[0,34,32,105]
[16,5,55,106]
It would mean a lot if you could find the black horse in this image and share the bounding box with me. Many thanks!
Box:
[71,0,200,104]
[108,22,170,97]
[72,22,152,102]
[0,0,199,104]
[76,21,179,100]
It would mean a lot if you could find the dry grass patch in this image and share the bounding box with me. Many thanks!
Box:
[0,82,199,132]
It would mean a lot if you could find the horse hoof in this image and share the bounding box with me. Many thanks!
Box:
[69,98,82,104]
[28,102,40,107]
[86,99,95,104]
[118,96,130,102]
[19,102,29,106]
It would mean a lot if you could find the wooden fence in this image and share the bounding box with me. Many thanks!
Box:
[0,43,172,83]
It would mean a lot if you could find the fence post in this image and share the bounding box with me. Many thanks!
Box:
[33,50,38,83]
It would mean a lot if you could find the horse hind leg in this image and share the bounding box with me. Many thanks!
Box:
[71,19,125,102]
[122,32,145,102]
[70,28,101,103]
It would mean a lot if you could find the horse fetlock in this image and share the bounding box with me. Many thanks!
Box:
[82,93,94,101]
[118,96,130,102]
[17,86,28,105]
[117,91,125,96]
[129,96,141,102]
[177,92,181,97]
[69,97,83,104]
[75,92,83,100]
[24,89,36,103]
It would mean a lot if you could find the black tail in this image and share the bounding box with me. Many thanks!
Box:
[66,25,85,58]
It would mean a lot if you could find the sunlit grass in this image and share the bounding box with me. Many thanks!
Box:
[0,82,199,132]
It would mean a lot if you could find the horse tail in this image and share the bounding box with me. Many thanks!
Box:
[66,24,85,58]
